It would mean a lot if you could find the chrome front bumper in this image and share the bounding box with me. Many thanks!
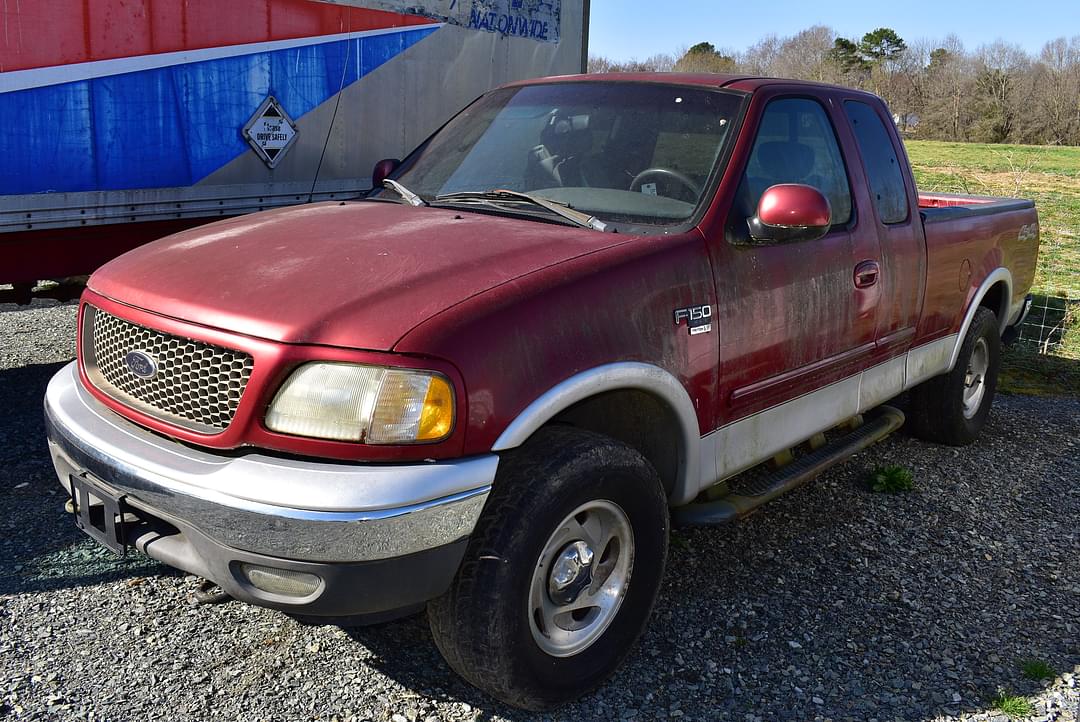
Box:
[47,359,498,578]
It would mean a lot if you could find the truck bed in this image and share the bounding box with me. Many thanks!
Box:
[918,191,1035,223]
[915,191,1039,342]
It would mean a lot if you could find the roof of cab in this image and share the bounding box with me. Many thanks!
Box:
[504,72,756,89]
[503,72,883,100]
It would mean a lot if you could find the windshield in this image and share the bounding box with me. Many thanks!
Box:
[371,82,744,229]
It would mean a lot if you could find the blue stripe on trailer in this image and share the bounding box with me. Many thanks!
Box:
[0,25,437,195]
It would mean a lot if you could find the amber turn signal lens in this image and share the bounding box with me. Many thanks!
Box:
[417,376,454,441]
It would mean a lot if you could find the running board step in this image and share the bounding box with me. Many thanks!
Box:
[673,405,906,526]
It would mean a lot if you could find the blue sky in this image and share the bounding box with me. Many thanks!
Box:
[588,0,1080,60]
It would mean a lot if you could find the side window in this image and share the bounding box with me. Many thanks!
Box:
[844,101,909,224]
[736,98,852,226]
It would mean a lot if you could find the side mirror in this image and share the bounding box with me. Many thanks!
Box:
[747,184,832,243]
[372,158,401,189]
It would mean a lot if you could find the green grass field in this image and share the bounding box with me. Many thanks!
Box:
[904,140,1080,395]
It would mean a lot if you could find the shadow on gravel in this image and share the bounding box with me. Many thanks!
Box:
[340,618,491,707]
[340,570,1079,722]
[341,617,546,721]
[999,346,1080,398]
[0,540,174,597]
[0,298,78,315]
[2,341,1076,720]
[0,360,168,597]
[336,399,1080,721]
[0,361,67,466]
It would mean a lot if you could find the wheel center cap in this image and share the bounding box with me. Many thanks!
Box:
[548,540,594,605]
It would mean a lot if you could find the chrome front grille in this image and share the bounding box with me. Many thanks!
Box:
[82,306,254,433]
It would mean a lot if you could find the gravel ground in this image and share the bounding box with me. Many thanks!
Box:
[1,301,1077,722]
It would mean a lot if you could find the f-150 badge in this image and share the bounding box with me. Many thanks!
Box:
[674,305,712,336]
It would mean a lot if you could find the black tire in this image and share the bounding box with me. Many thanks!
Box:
[428,426,669,710]
[909,306,1001,445]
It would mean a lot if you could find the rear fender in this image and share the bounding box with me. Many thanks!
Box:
[948,267,1012,371]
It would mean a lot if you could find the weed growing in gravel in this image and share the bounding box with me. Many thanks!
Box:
[670,532,691,551]
[869,465,914,493]
[1020,658,1057,680]
[991,690,1034,718]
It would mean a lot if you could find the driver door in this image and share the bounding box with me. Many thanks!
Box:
[709,92,881,472]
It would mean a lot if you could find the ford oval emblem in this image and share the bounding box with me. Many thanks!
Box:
[125,350,158,379]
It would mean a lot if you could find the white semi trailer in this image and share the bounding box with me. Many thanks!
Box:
[0,0,588,300]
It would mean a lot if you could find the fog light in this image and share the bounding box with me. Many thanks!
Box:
[240,563,322,598]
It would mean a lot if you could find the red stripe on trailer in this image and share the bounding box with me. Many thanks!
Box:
[2,220,222,286]
[0,0,435,73]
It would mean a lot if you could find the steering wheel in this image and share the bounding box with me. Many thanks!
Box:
[629,167,701,199]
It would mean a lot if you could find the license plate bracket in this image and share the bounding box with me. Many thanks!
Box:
[69,474,128,556]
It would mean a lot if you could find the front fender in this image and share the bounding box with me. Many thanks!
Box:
[492,362,703,505]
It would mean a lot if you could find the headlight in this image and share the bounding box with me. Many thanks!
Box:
[265,362,454,444]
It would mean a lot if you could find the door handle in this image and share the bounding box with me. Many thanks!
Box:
[854,260,880,289]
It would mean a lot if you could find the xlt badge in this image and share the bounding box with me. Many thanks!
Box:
[673,305,712,336]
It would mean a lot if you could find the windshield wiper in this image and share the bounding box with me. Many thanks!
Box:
[434,189,608,231]
[382,179,427,207]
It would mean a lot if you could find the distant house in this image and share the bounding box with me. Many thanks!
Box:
[893,113,920,134]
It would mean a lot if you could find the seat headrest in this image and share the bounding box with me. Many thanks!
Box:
[756,141,815,180]
[540,113,592,157]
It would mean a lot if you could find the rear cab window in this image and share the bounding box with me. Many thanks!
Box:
[844,100,909,224]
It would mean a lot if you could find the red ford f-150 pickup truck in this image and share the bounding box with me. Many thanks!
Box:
[45,73,1039,709]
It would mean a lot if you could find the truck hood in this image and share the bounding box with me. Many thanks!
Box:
[89,201,625,350]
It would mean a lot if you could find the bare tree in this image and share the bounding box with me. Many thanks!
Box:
[972,41,1029,143]
[1031,36,1080,144]
[587,55,614,74]
[644,52,677,73]
[588,53,676,74]
[774,26,839,82]
[740,34,782,76]
[921,35,978,141]
[591,27,1080,145]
